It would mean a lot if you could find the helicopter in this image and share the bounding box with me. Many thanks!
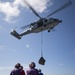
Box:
[10,0,72,39]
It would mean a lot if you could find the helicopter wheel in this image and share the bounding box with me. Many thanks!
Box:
[44,25,46,27]
[48,30,50,32]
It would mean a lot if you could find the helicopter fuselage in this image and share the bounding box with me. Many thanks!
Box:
[10,18,62,39]
[20,18,62,36]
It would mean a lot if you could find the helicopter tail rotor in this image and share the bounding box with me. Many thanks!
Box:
[21,24,30,30]
[10,29,21,39]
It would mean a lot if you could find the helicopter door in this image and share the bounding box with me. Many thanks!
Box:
[37,20,43,27]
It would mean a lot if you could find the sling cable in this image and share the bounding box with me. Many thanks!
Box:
[38,31,46,65]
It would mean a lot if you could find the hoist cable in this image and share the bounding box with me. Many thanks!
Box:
[41,31,43,57]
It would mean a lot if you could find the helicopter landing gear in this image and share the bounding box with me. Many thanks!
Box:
[44,24,46,27]
[48,29,50,32]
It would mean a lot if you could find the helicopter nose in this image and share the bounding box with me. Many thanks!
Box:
[54,19,62,23]
[59,20,62,23]
[54,19,58,21]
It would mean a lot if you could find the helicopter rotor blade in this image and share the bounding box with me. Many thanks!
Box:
[21,24,30,30]
[47,0,72,17]
[23,0,41,19]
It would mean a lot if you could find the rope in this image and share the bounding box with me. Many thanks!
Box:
[41,31,43,57]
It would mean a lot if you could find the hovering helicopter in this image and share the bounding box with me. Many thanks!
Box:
[10,0,72,39]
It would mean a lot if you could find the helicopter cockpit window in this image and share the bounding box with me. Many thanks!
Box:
[31,23,33,25]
